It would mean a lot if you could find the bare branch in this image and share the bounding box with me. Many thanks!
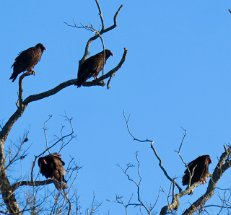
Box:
[11,179,54,192]
[95,0,104,31]
[22,48,127,104]
[0,2,126,214]
[160,145,231,215]
[182,145,231,215]
[5,133,30,170]
[18,72,33,108]
[30,121,74,182]
[0,5,126,148]
[81,4,123,63]
[176,127,187,154]
[115,153,157,214]
[123,112,182,193]
[84,48,128,87]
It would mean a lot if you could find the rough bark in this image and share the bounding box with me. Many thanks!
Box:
[0,140,21,214]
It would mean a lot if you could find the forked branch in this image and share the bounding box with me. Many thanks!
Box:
[65,0,123,63]
[0,1,126,214]
[182,145,231,215]
[161,145,231,215]
[123,112,182,193]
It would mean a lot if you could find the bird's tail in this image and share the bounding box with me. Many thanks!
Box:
[76,78,83,87]
[76,72,90,87]
[54,179,68,190]
[9,74,16,82]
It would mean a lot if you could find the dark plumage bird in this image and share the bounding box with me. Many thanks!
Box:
[76,49,113,87]
[10,43,46,82]
[182,155,212,186]
[38,153,67,190]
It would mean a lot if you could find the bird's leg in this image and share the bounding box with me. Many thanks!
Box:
[93,74,98,80]
[201,179,206,184]
[93,74,105,86]
[26,68,35,76]
[25,69,33,76]
[30,69,35,75]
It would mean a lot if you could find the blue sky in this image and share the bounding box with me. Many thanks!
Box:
[1,0,231,214]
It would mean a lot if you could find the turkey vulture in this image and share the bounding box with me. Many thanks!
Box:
[38,153,67,190]
[182,155,212,186]
[76,49,113,87]
[10,43,46,82]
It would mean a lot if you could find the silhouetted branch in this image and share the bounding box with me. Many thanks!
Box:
[123,112,182,193]
[123,112,230,214]
[30,117,74,182]
[12,179,54,192]
[64,3,123,64]
[81,3,123,63]
[115,152,158,214]
[95,0,104,31]
[182,145,231,215]
[160,145,231,215]
[18,72,32,108]
[5,132,29,170]
[0,4,126,149]
[0,1,126,214]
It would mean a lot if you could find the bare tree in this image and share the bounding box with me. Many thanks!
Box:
[0,0,127,214]
[117,113,231,215]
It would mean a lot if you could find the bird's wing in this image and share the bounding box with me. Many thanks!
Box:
[13,48,34,69]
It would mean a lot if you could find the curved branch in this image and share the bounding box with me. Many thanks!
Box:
[11,179,54,192]
[81,4,123,63]
[95,0,104,31]
[31,127,74,181]
[18,72,32,107]
[24,48,128,103]
[0,48,127,146]
[149,142,182,193]
[83,48,128,87]
[123,112,182,194]
[0,2,126,214]
[182,146,231,215]
[65,3,122,64]
[160,180,207,215]
[161,145,231,215]
[23,79,76,105]
[0,107,26,143]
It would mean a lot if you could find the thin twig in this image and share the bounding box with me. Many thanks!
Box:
[123,111,182,193]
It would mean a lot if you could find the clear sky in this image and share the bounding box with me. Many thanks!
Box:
[1,0,231,214]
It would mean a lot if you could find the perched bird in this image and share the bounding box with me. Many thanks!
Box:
[38,153,67,190]
[182,155,212,186]
[76,49,113,87]
[10,43,46,82]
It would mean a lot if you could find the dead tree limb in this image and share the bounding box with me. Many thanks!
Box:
[182,145,231,215]
[11,179,54,192]
[65,1,123,64]
[0,1,126,213]
[123,112,182,193]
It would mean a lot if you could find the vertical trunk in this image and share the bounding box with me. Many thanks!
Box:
[0,141,21,214]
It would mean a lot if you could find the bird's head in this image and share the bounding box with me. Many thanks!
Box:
[35,43,46,51]
[38,157,48,167]
[105,49,113,58]
[205,155,212,164]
